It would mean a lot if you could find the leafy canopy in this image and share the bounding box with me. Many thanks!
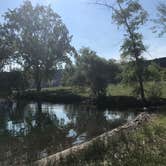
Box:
[4,0,74,90]
[152,2,166,37]
[62,47,121,97]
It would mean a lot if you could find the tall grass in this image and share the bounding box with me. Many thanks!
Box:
[107,81,166,98]
[51,115,166,166]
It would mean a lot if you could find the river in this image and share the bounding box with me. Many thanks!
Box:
[0,101,140,165]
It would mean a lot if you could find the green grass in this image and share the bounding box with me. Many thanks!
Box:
[107,81,166,98]
[18,86,91,103]
[159,81,166,98]
[41,81,166,99]
[17,81,165,104]
[52,114,166,166]
[42,86,90,97]
[153,113,166,126]
[18,81,166,100]
[107,84,133,96]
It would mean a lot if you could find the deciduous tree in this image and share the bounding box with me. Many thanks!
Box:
[63,47,121,97]
[4,0,75,91]
[95,0,148,102]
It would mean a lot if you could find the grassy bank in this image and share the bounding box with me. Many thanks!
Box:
[107,81,166,98]
[15,88,145,107]
[16,86,88,103]
[15,82,166,107]
[26,81,166,99]
[38,113,166,166]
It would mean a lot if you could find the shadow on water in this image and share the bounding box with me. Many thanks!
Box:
[0,100,142,165]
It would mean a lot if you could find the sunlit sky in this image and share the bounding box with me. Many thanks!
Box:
[0,0,165,60]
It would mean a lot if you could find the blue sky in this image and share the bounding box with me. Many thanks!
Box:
[0,0,165,60]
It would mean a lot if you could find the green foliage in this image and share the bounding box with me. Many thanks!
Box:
[96,0,148,102]
[121,59,143,84]
[152,2,166,37]
[0,71,28,94]
[122,61,161,84]
[0,25,15,71]
[146,62,161,81]
[52,115,166,166]
[4,0,74,91]
[160,68,166,81]
[112,0,148,29]
[120,61,162,98]
[62,47,121,97]
[146,81,162,100]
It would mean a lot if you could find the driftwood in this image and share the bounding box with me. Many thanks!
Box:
[34,112,151,166]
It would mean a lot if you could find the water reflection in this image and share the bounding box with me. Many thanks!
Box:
[0,101,138,165]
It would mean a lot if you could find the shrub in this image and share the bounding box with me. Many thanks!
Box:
[146,82,162,99]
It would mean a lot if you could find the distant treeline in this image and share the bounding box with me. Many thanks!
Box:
[0,57,165,95]
[148,57,166,68]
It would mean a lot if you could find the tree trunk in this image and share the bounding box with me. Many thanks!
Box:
[36,101,42,128]
[35,68,42,92]
[36,79,41,92]
[138,72,145,103]
[135,57,146,104]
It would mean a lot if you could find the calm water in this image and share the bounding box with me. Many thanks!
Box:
[0,101,139,165]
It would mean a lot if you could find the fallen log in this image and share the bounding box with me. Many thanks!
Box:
[33,112,151,166]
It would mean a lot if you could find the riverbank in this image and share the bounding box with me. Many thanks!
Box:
[14,86,166,108]
[34,112,166,166]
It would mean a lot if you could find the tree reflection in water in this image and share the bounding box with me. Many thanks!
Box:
[0,101,138,165]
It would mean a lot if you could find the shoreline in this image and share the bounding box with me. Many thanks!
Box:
[13,90,166,108]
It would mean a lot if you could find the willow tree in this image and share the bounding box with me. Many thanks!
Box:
[96,0,148,102]
[4,0,74,91]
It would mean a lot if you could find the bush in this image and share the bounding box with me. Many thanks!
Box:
[146,82,162,99]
